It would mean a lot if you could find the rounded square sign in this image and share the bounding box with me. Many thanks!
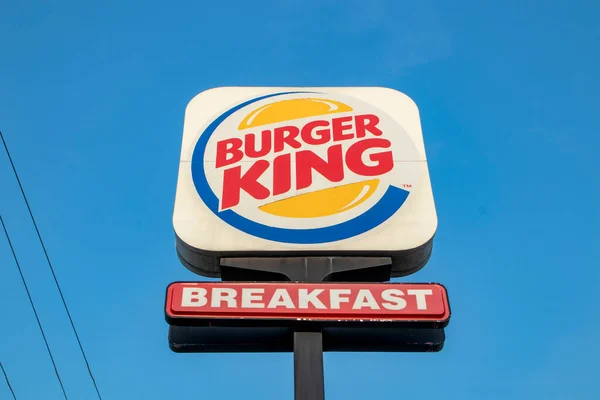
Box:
[173,87,437,277]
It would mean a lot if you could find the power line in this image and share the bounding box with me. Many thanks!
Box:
[1,361,17,400]
[0,215,68,399]
[1,129,102,400]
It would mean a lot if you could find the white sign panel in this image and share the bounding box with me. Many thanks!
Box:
[173,87,437,276]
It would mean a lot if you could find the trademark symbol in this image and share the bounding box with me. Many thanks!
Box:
[402,184,412,188]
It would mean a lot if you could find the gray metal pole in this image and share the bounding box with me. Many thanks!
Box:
[294,330,325,400]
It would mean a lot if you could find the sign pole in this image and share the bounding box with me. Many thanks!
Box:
[294,329,325,400]
[291,257,327,400]
[217,256,396,400]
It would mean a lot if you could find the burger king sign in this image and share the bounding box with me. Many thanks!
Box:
[174,87,437,277]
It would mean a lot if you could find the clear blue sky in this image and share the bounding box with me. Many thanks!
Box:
[1,0,599,399]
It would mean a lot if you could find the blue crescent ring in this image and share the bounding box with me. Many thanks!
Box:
[191,92,409,244]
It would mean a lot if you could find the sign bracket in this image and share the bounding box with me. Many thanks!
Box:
[219,256,394,283]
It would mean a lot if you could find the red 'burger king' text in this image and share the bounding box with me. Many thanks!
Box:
[214,114,393,209]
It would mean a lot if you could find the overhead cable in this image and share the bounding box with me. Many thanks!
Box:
[0,215,68,399]
[2,129,103,399]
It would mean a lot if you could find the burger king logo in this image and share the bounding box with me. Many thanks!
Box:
[191,91,422,244]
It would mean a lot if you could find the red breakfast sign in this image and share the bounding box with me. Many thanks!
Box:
[166,282,450,323]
